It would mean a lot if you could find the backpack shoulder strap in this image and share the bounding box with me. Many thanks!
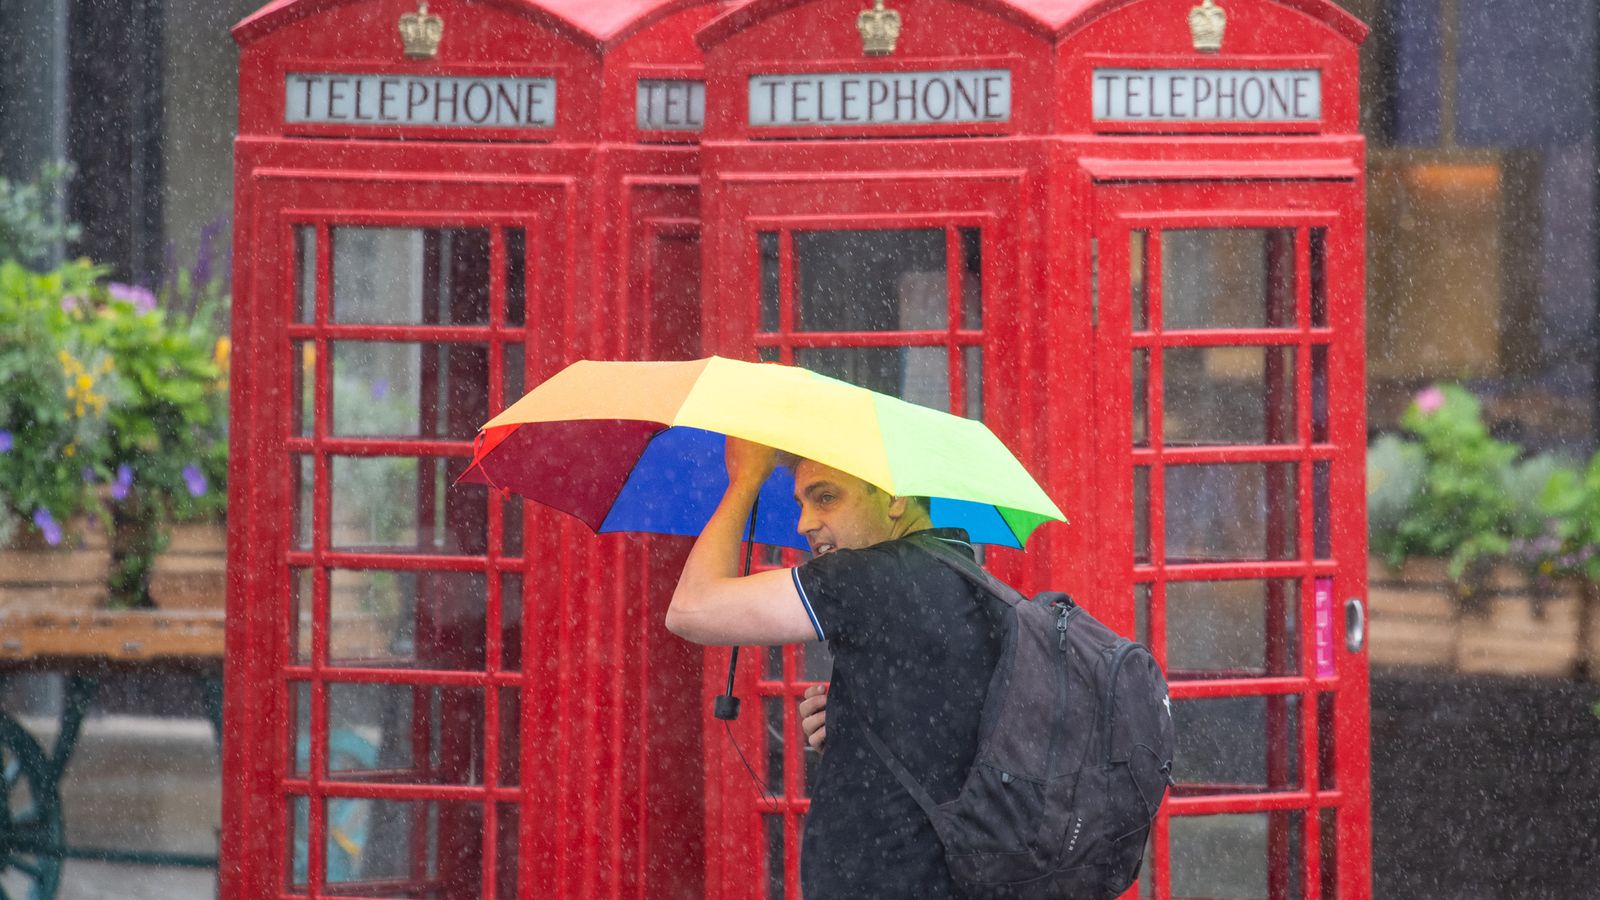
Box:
[907,532,1029,610]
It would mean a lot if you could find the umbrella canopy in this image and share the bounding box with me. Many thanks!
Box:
[458,356,1064,550]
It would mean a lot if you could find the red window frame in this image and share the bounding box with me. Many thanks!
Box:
[244,176,568,900]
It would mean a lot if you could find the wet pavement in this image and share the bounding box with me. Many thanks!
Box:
[8,713,220,900]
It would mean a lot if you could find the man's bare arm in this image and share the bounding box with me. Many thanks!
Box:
[665,438,818,646]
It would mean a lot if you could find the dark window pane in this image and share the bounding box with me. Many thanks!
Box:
[1162,229,1296,330]
[331,227,491,326]
[1165,463,1298,562]
[296,226,316,324]
[793,229,946,332]
[1165,580,1300,676]
[330,341,488,440]
[1164,346,1296,445]
[1130,230,1149,331]
[1169,812,1304,900]
[327,569,486,669]
[960,227,982,329]
[759,232,780,333]
[1172,695,1302,792]
[795,347,949,412]
[505,227,526,327]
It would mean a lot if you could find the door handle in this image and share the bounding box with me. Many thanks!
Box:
[1344,597,1366,653]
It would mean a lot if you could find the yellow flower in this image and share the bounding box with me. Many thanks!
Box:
[64,443,76,457]
[76,373,93,392]
[215,337,231,367]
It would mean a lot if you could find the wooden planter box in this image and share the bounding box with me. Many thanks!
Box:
[0,521,225,613]
[0,527,111,611]
[1367,557,1600,679]
[150,522,227,611]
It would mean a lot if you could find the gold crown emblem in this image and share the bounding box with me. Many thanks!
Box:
[857,0,901,57]
[1188,0,1226,53]
[399,1,443,59]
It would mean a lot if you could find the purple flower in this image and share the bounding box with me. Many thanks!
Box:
[111,463,133,501]
[32,508,61,546]
[0,430,11,453]
[182,464,208,498]
[81,466,96,483]
[1414,386,1446,415]
[108,282,157,313]
[371,377,390,401]
[60,294,83,312]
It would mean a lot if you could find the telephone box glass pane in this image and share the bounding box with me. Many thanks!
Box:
[330,341,488,440]
[506,226,526,327]
[504,343,525,411]
[290,568,312,665]
[795,347,950,412]
[793,229,946,332]
[1162,229,1295,330]
[288,682,310,777]
[285,795,309,889]
[1165,463,1298,562]
[1133,467,1150,565]
[326,683,484,785]
[329,457,487,554]
[501,573,522,671]
[327,569,486,669]
[1169,812,1303,900]
[331,227,491,326]
[1164,347,1296,445]
[963,346,983,420]
[1172,695,1302,792]
[960,227,982,329]
[498,689,520,786]
[765,814,786,900]
[1130,230,1149,331]
[1132,350,1149,446]
[322,798,481,892]
[497,804,519,899]
[802,642,833,683]
[765,696,786,796]
[293,341,315,437]
[1165,579,1300,676]
[1310,227,1328,328]
[292,455,313,551]
[296,226,316,324]
[759,232,780,333]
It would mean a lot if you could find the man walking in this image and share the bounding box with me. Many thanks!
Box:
[667,437,1003,898]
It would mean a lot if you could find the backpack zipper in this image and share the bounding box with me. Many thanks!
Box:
[1101,643,1138,763]
[1046,601,1079,779]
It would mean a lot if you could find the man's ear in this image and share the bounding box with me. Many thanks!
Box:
[886,494,910,520]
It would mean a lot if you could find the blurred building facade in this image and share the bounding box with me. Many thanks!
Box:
[1347,0,1598,453]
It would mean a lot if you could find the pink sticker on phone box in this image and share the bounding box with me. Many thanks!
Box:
[1314,577,1336,677]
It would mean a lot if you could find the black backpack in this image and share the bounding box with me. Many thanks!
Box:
[858,535,1174,900]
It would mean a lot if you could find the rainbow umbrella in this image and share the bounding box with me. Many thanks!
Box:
[458,356,1064,550]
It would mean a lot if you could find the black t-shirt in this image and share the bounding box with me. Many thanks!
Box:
[791,528,1003,899]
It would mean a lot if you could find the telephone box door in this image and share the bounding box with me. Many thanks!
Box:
[1090,178,1370,899]
[234,171,569,899]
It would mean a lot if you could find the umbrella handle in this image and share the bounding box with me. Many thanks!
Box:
[713,497,761,721]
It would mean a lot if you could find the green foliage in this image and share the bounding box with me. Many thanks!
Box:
[1367,433,1424,562]
[1376,385,1520,579]
[0,162,81,268]
[1528,453,1600,583]
[0,259,113,543]
[0,255,229,606]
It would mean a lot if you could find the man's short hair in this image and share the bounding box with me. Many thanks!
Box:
[780,452,928,513]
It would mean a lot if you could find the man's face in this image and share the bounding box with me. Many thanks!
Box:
[792,459,900,556]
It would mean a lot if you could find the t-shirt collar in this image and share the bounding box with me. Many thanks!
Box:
[913,527,975,558]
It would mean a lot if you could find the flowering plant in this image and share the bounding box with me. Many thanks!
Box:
[0,256,228,605]
[1367,384,1556,583]
[0,259,114,546]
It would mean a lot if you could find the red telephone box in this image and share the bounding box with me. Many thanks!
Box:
[223,1,724,897]
[696,1,1370,898]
